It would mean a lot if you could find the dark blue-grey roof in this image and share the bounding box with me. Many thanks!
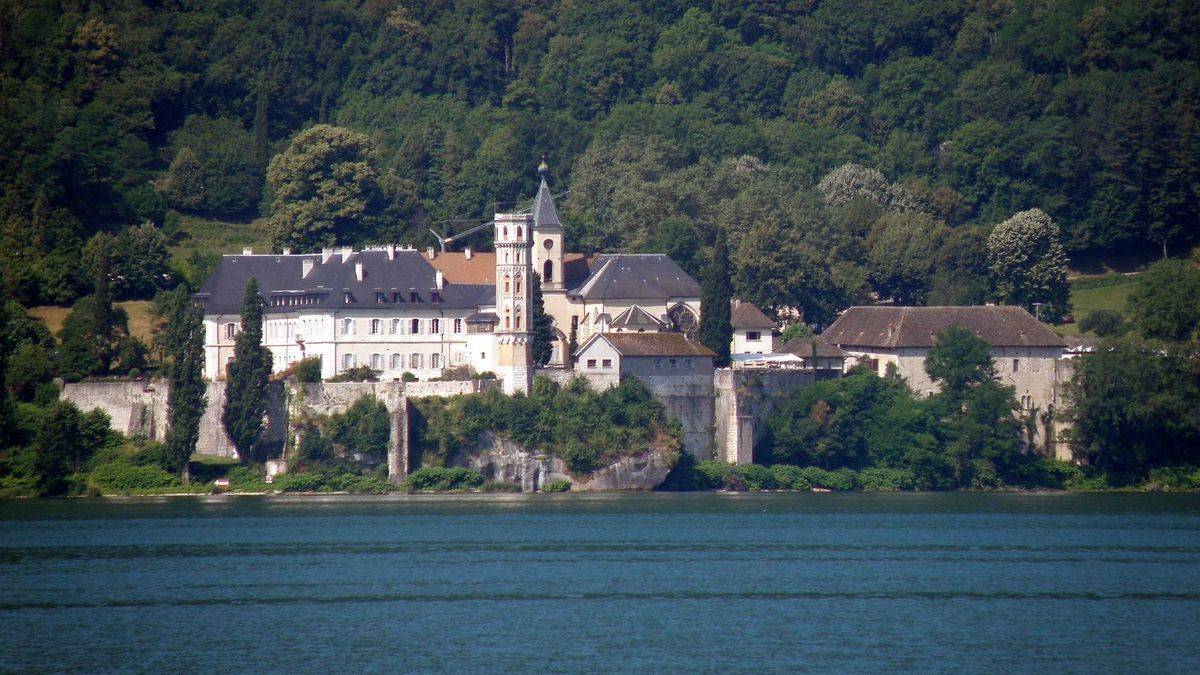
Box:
[531,177,562,230]
[196,250,495,314]
[572,254,701,300]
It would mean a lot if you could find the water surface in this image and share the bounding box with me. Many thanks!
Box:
[2,492,1198,671]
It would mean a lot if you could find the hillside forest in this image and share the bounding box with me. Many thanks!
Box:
[1,0,1198,324]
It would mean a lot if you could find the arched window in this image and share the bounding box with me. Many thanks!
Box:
[515,315,522,330]
[516,226,523,239]
[515,276,522,293]
[430,353,440,369]
[370,319,381,335]
[225,323,237,339]
[543,260,553,283]
[504,312,511,330]
[410,353,421,369]
[411,318,421,334]
[342,318,353,335]
[453,318,462,333]
[504,277,510,294]
[391,318,401,334]
[431,318,440,334]
[667,304,699,340]
[370,353,382,369]
[503,226,508,238]
[342,353,356,369]
[390,353,402,370]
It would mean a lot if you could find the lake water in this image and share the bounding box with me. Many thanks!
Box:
[1,492,1198,672]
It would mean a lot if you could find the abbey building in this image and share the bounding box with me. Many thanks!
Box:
[196,165,734,394]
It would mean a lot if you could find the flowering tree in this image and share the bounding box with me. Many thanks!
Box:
[986,209,1070,321]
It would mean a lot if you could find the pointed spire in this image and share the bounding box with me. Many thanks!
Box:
[531,153,562,230]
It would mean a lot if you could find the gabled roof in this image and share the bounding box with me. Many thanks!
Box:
[572,254,701,300]
[611,305,666,328]
[427,251,496,285]
[196,250,494,314]
[774,337,850,359]
[731,299,775,329]
[531,177,563,230]
[822,306,1067,349]
[578,332,716,358]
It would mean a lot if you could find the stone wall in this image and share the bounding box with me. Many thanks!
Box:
[713,369,815,464]
[61,380,170,442]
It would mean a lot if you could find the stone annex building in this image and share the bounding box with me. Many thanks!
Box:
[197,164,767,395]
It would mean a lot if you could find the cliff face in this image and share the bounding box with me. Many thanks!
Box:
[449,432,678,492]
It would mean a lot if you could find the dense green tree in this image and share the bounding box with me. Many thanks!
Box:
[222,279,272,464]
[1078,309,1128,338]
[5,344,53,401]
[987,209,1071,320]
[33,400,83,496]
[164,116,262,216]
[161,288,206,480]
[924,325,996,403]
[57,263,131,379]
[326,395,391,463]
[267,124,414,251]
[1068,337,1200,480]
[867,211,947,304]
[1127,259,1200,342]
[529,272,553,366]
[697,228,732,366]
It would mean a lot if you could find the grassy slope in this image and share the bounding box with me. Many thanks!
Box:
[167,213,271,260]
[1057,274,1138,336]
[29,300,161,344]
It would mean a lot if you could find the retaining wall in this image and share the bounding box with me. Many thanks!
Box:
[713,369,815,464]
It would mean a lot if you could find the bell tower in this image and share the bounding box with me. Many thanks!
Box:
[493,209,533,395]
[531,155,565,292]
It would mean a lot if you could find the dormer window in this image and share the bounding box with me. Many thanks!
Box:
[409,292,419,303]
[392,292,402,303]
[375,292,387,303]
[431,291,441,303]
[343,292,354,304]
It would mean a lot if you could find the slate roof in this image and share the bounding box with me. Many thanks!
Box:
[196,250,494,314]
[774,337,850,358]
[531,177,563,230]
[822,306,1067,349]
[611,305,666,328]
[585,332,716,358]
[731,299,775,329]
[572,254,701,300]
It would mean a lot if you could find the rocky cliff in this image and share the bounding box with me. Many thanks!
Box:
[449,431,678,492]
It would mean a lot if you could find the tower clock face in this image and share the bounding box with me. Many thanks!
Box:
[543,239,553,250]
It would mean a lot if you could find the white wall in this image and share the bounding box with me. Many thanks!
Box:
[732,328,773,355]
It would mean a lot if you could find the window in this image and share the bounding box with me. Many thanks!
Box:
[341,319,353,335]
[453,318,462,334]
[392,292,403,303]
[601,359,612,368]
[411,318,421,334]
[375,293,387,303]
[342,353,356,369]
[431,318,440,334]
[543,238,553,250]
[747,331,761,342]
[1012,358,1020,373]
[654,358,661,367]
[371,353,382,370]
[431,291,441,303]
[370,319,381,335]
[410,292,420,303]
[514,315,521,330]
[344,292,354,304]
[225,323,237,339]
[410,353,422,369]
[586,359,597,369]
[391,319,401,335]
[480,352,486,360]
[430,353,440,369]
[391,354,402,370]
[516,226,522,239]
[669,358,677,368]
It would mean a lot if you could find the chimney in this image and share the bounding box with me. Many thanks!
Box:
[355,261,364,282]
[435,270,444,291]
[464,247,473,260]
[302,259,314,278]
[282,247,292,255]
[242,247,253,255]
[387,244,395,260]
[321,247,334,264]
[886,322,895,338]
[427,246,436,260]
[339,247,353,263]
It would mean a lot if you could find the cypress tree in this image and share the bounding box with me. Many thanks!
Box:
[566,322,578,368]
[222,279,271,464]
[697,228,733,366]
[163,288,206,482]
[530,272,553,366]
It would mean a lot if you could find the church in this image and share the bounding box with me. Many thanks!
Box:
[196,162,753,394]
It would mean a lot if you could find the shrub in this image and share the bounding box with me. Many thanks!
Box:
[88,462,176,493]
[859,467,916,491]
[227,465,262,486]
[404,466,484,492]
[293,357,322,383]
[401,371,418,382]
[328,365,380,382]
[481,481,522,492]
[1078,309,1127,337]
[769,465,813,491]
[1144,466,1200,491]
[272,472,325,492]
[542,479,572,492]
[799,466,860,491]
[738,464,778,491]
